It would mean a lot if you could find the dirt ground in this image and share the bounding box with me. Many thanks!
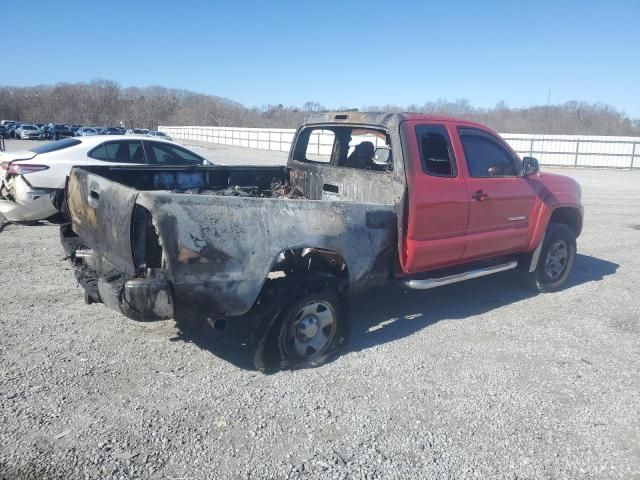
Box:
[1,139,639,479]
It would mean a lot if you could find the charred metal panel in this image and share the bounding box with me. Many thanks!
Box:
[288,114,410,274]
[290,164,404,205]
[135,192,396,319]
[67,168,138,275]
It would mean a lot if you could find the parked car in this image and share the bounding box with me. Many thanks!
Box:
[8,124,22,138]
[41,124,75,140]
[105,127,125,135]
[58,112,584,372]
[148,130,173,141]
[125,128,150,135]
[75,127,100,136]
[16,124,41,140]
[0,135,212,222]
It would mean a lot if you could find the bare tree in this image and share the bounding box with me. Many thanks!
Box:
[0,80,638,135]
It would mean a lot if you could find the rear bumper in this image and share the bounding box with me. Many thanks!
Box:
[95,269,174,321]
[0,196,58,222]
[0,176,59,222]
[60,224,174,321]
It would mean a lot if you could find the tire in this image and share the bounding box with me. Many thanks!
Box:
[277,288,347,369]
[252,276,348,372]
[527,222,576,292]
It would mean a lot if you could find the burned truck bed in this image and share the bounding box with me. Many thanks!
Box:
[62,164,398,323]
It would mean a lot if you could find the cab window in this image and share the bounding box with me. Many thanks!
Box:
[416,125,456,177]
[458,128,517,177]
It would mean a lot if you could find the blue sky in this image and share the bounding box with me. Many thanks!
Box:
[4,0,640,116]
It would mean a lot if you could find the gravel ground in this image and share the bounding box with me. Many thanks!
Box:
[1,139,639,479]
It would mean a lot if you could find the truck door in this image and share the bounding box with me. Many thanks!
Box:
[402,123,469,273]
[455,127,535,259]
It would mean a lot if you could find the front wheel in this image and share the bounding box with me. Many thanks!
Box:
[527,222,576,292]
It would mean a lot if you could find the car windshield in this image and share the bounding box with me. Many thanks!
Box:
[23,125,37,130]
[29,138,82,154]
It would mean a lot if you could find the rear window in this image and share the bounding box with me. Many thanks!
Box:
[29,138,81,154]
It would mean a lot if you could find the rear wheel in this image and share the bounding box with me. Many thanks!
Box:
[252,276,348,373]
[279,293,340,365]
[527,222,576,292]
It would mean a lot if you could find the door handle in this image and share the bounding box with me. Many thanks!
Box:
[471,190,489,201]
[88,189,100,208]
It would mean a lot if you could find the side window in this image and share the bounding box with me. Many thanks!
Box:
[343,129,391,171]
[294,128,334,163]
[88,144,108,160]
[459,129,516,177]
[144,141,204,165]
[88,141,146,164]
[416,125,456,177]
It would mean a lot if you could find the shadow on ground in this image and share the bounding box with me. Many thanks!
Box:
[171,254,618,371]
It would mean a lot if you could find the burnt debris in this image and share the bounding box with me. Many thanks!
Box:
[175,178,305,199]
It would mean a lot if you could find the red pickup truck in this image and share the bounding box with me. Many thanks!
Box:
[60,113,583,372]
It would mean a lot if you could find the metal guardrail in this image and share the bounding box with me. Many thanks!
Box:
[160,126,640,170]
[501,136,638,169]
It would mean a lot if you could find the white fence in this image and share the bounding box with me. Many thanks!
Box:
[159,125,640,169]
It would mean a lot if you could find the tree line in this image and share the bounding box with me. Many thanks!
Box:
[0,80,638,136]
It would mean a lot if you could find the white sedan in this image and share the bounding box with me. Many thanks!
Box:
[0,135,212,222]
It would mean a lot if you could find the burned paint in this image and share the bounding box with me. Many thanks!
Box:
[62,115,411,324]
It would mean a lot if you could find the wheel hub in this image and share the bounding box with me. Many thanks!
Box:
[297,315,319,339]
[284,300,338,360]
[545,240,569,280]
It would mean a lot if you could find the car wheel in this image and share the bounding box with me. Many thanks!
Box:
[527,222,576,292]
[275,288,347,370]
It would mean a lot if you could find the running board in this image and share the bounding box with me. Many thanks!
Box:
[403,260,518,290]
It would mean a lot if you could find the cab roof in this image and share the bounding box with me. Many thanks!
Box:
[303,112,492,131]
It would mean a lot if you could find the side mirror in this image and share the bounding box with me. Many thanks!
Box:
[373,147,391,165]
[522,156,540,176]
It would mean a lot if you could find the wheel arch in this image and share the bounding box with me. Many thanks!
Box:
[526,206,581,273]
[549,206,583,237]
[250,246,350,373]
